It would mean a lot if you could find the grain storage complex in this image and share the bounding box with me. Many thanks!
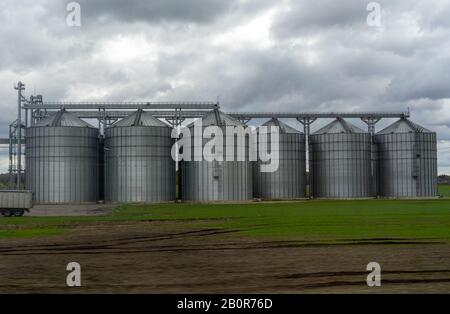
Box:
[6,82,438,205]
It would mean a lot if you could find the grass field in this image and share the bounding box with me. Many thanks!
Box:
[1,199,450,244]
[1,199,450,293]
[439,184,450,197]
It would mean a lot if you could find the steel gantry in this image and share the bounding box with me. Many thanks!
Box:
[2,82,410,189]
[27,108,409,130]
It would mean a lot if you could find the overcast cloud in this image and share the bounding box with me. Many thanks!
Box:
[1,0,450,174]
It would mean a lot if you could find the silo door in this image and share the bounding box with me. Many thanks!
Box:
[212,161,222,199]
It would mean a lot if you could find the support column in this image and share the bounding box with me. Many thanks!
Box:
[361,117,381,197]
[25,108,28,128]
[361,117,380,135]
[8,124,13,187]
[170,108,186,201]
[296,117,316,198]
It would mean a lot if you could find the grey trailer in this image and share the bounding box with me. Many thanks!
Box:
[0,190,33,217]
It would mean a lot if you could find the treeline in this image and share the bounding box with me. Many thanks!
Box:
[0,173,25,190]
[438,175,450,184]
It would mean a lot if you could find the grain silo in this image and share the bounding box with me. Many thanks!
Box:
[25,109,99,204]
[253,118,306,199]
[374,118,437,198]
[181,110,252,201]
[309,118,373,198]
[104,109,176,203]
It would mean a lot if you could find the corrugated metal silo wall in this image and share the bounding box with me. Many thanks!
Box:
[104,126,176,203]
[309,133,373,198]
[253,132,306,199]
[25,127,99,204]
[98,136,105,201]
[372,140,379,196]
[181,126,252,201]
[374,132,437,197]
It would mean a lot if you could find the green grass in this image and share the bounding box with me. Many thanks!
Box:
[438,184,450,197]
[0,228,63,238]
[1,199,450,244]
[120,200,450,243]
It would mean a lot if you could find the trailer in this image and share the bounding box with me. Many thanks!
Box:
[0,190,33,217]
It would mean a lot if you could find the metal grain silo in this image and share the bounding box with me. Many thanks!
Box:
[309,118,373,198]
[104,109,176,203]
[253,118,306,199]
[181,110,252,201]
[374,118,437,198]
[25,109,99,204]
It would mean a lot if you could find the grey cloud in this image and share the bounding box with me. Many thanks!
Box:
[385,58,450,101]
[1,0,450,174]
[272,0,368,38]
[77,0,239,25]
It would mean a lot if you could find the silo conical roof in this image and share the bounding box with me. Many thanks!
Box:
[189,110,244,127]
[34,109,95,128]
[262,118,302,134]
[376,118,433,134]
[313,118,366,135]
[112,109,169,127]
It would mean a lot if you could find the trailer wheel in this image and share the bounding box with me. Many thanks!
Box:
[13,210,25,217]
[2,210,13,217]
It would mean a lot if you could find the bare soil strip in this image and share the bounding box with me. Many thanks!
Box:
[0,221,449,293]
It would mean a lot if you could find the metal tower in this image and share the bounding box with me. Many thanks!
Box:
[9,82,26,189]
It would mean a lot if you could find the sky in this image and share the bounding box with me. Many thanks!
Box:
[0,0,450,174]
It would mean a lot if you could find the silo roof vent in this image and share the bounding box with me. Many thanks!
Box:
[313,118,366,135]
[190,109,244,127]
[112,109,169,127]
[262,118,302,134]
[34,109,95,128]
[376,118,433,134]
